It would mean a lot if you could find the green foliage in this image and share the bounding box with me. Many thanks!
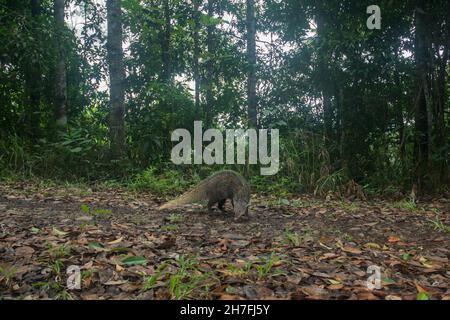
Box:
[0,0,448,194]
[250,175,299,196]
[80,204,112,216]
[254,252,282,279]
[161,224,180,232]
[226,261,253,277]
[338,201,359,213]
[282,228,301,247]
[121,256,148,266]
[167,213,184,224]
[47,242,71,259]
[142,262,168,291]
[314,169,348,196]
[0,266,17,286]
[416,292,431,300]
[142,256,213,299]
[394,198,419,212]
[427,213,450,233]
[168,256,212,300]
[129,166,196,195]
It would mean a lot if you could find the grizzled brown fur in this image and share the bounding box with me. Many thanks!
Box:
[159,170,250,220]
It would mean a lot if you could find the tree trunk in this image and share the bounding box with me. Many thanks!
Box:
[394,48,406,180]
[193,0,201,120]
[205,0,215,128]
[54,0,67,130]
[433,33,449,185]
[161,0,171,83]
[246,0,257,128]
[106,0,126,158]
[336,85,344,164]
[413,1,431,193]
[315,4,333,156]
[25,0,42,139]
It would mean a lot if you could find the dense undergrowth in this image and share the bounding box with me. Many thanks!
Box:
[2,131,446,199]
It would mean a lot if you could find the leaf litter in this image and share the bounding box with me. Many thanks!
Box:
[0,182,449,300]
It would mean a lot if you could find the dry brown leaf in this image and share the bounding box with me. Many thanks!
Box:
[342,246,362,254]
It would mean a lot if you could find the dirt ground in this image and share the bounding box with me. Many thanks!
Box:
[0,182,449,300]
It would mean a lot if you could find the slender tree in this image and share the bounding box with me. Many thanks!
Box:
[106,0,126,158]
[193,0,201,120]
[246,0,257,128]
[54,0,68,130]
[430,2,449,185]
[315,2,334,155]
[413,1,430,192]
[161,0,171,82]
[205,0,215,128]
[24,0,42,138]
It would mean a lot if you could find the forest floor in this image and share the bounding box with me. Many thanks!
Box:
[0,181,449,300]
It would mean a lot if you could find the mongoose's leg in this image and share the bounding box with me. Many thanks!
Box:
[218,199,227,212]
[207,199,215,213]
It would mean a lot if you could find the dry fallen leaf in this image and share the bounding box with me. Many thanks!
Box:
[108,237,123,244]
[385,295,402,300]
[342,246,362,254]
[388,236,401,243]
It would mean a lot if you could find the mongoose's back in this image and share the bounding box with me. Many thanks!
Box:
[159,170,250,220]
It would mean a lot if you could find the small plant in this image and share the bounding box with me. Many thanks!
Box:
[81,269,97,281]
[32,280,73,299]
[51,282,73,300]
[254,252,283,279]
[81,204,112,216]
[51,259,64,275]
[416,291,431,300]
[129,167,193,195]
[141,256,214,299]
[169,270,211,300]
[32,281,51,291]
[78,222,89,230]
[54,289,74,300]
[162,224,179,232]
[342,232,353,241]
[314,169,347,196]
[142,263,168,291]
[47,242,71,259]
[168,256,205,299]
[167,213,183,224]
[226,261,253,277]
[0,266,17,286]
[282,228,301,246]
[394,198,418,212]
[427,213,450,233]
[338,201,359,212]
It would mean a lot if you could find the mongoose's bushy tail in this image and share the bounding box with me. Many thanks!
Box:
[158,185,207,210]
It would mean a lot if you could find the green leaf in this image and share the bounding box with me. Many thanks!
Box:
[30,227,40,234]
[200,14,221,26]
[328,279,341,285]
[88,242,104,250]
[416,292,430,300]
[382,277,396,285]
[70,147,83,153]
[110,247,131,253]
[121,256,148,266]
[402,253,410,261]
[52,227,68,237]
[81,204,90,214]
[92,209,112,215]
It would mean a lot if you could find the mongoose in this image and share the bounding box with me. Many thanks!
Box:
[158,170,251,220]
